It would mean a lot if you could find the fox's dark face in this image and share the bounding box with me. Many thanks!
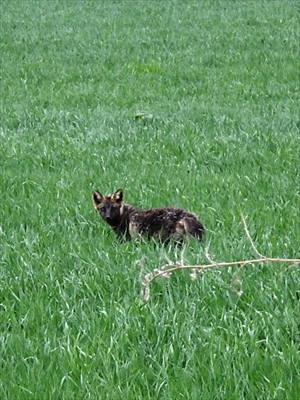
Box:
[93,189,123,225]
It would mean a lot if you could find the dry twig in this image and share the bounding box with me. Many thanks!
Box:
[141,214,299,301]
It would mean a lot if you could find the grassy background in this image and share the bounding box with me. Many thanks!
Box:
[1,1,299,399]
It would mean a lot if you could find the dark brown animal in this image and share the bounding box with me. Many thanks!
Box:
[92,189,205,243]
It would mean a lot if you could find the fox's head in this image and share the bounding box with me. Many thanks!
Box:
[92,189,124,226]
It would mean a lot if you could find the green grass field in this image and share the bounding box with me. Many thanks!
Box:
[1,1,299,399]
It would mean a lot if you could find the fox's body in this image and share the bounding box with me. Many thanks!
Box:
[92,189,205,243]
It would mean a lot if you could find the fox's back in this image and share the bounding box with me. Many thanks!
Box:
[128,206,205,242]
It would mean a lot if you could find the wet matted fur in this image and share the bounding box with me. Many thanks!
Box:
[93,189,205,243]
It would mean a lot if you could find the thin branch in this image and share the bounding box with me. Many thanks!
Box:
[142,257,300,301]
[141,215,299,301]
[205,245,217,264]
[145,257,300,286]
[241,213,265,258]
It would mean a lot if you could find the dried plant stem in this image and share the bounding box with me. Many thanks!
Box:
[141,214,299,300]
[145,257,300,286]
[241,213,265,258]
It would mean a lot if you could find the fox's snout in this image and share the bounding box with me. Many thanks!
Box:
[104,214,111,222]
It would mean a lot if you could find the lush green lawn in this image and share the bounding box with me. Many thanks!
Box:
[1,1,299,399]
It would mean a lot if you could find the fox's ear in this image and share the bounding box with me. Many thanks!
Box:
[113,189,123,203]
[93,191,104,207]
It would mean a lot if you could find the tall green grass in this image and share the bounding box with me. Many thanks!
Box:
[1,1,299,399]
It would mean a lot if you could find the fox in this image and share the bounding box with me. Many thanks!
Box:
[92,189,205,243]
